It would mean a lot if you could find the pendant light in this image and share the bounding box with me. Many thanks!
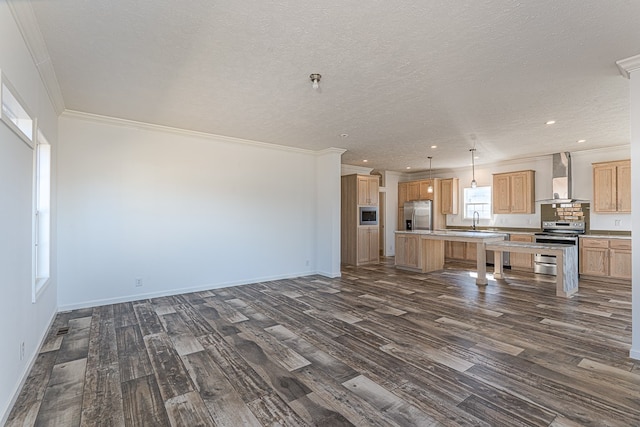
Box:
[310,73,321,90]
[427,156,434,193]
[470,148,477,188]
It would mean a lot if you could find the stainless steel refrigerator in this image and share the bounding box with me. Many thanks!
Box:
[403,200,433,231]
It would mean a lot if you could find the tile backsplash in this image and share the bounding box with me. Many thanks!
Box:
[541,203,590,229]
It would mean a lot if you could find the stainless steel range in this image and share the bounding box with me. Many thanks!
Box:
[534,221,585,275]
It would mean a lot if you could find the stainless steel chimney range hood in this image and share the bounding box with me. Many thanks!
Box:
[537,152,589,204]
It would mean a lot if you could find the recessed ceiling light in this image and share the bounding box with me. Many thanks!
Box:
[363,160,368,163]
[431,145,437,149]
[406,166,411,170]
[340,133,349,138]
[545,120,556,125]
[577,139,586,143]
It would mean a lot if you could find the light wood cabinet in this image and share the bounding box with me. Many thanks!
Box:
[357,227,379,264]
[397,178,449,231]
[398,182,408,209]
[509,234,533,270]
[395,233,422,270]
[407,181,420,202]
[593,160,631,213]
[419,180,434,200]
[466,242,477,261]
[579,237,631,280]
[609,239,631,279]
[492,170,535,214]
[341,174,380,266]
[358,175,379,206]
[445,241,476,263]
[445,241,466,260]
[440,178,459,214]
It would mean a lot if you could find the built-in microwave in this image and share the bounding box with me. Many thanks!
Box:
[359,206,378,226]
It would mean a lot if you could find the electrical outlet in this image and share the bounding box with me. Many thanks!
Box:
[20,342,25,361]
[305,260,310,266]
[614,219,621,227]
[135,278,143,287]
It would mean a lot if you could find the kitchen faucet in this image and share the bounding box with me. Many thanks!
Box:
[472,210,480,230]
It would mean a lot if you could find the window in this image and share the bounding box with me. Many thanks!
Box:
[1,72,34,147]
[33,130,51,301]
[463,186,492,219]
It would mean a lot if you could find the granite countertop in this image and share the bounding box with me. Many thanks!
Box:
[395,230,508,238]
[398,227,631,238]
[486,240,578,251]
[581,233,631,239]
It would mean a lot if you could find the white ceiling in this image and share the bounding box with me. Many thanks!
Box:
[28,0,640,172]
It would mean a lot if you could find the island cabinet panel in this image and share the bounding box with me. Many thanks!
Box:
[509,234,534,270]
[579,237,631,280]
[593,159,631,213]
[492,170,535,214]
[444,241,476,263]
[445,241,466,260]
[395,234,422,270]
[439,178,458,214]
[465,242,477,261]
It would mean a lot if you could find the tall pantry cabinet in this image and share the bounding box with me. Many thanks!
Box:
[342,174,380,266]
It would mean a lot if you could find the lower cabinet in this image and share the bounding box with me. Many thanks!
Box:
[579,237,631,280]
[445,241,476,263]
[509,234,533,270]
[357,227,379,265]
[395,234,422,270]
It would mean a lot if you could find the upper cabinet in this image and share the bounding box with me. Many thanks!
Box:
[357,175,379,205]
[492,170,535,214]
[406,181,420,202]
[439,178,458,214]
[592,159,631,213]
[419,180,435,200]
[397,178,447,230]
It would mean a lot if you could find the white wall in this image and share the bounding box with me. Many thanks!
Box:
[315,148,345,277]
[0,1,59,423]
[629,69,640,360]
[57,113,340,309]
[381,171,400,256]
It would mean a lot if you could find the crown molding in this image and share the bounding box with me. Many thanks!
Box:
[341,164,374,176]
[61,110,336,156]
[316,147,347,157]
[616,54,640,79]
[7,0,65,114]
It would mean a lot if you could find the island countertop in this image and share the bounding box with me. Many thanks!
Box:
[394,230,508,239]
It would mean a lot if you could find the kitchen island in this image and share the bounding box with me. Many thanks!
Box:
[395,230,508,285]
[485,240,578,297]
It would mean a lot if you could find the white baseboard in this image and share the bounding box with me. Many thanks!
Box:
[1,309,57,426]
[57,271,323,311]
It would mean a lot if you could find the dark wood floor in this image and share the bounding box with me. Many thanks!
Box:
[7,259,640,426]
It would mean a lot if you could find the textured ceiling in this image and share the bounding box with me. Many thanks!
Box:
[30,0,640,172]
